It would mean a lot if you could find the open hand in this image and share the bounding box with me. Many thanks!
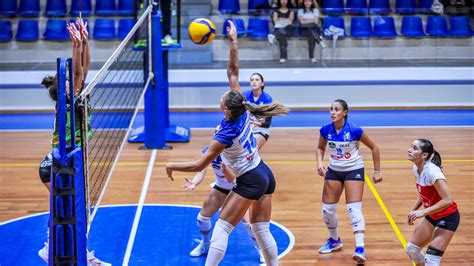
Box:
[67,23,82,47]
[76,18,88,42]
[317,164,327,177]
[372,171,383,183]
[182,178,196,191]
[166,163,174,181]
[407,210,425,225]
[226,20,237,43]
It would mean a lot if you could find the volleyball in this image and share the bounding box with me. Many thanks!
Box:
[188,18,216,45]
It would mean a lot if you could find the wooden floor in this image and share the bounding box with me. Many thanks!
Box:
[1,128,473,265]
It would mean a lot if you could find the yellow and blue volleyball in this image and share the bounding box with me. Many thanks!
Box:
[188,18,216,45]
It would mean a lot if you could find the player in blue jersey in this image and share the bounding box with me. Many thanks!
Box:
[243,73,273,150]
[166,21,289,266]
[316,99,382,264]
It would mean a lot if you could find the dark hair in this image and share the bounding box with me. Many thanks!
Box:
[278,0,293,8]
[224,90,289,121]
[303,0,315,11]
[42,75,58,102]
[333,99,349,119]
[250,73,265,90]
[417,139,442,167]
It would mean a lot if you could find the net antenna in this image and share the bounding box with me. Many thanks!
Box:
[76,4,154,234]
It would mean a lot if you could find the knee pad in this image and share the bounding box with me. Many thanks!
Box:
[197,213,212,232]
[251,222,278,265]
[322,203,338,229]
[346,202,365,232]
[210,219,234,252]
[406,242,425,264]
[425,246,444,266]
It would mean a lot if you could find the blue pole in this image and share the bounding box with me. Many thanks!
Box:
[144,5,166,148]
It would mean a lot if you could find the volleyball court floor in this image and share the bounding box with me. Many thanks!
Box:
[0,110,473,265]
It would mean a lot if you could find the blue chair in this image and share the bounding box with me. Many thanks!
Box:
[0,0,17,17]
[396,0,416,14]
[44,19,69,41]
[0,20,13,41]
[68,18,90,35]
[45,0,67,17]
[350,17,372,37]
[70,0,92,16]
[247,17,270,38]
[401,16,425,37]
[322,17,347,38]
[118,0,135,16]
[322,0,345,15]
[118,18,135,39]
[450,16,472,37]
[426,15,449,36]
[95,0,117,16]
[94,18,116,39]
[218,0,240,14]
[369,0,392,14]
[248,0,270,15]
[373,16,397,37]
[418,0,433,13]
[346,0,369,15]
[16,19,39,41]
[19,0,40,17]
[223,18,249,37]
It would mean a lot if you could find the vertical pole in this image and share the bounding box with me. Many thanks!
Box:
[144,3,166,148]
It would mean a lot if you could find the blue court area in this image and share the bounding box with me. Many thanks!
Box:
[1,109,473,130]
[0,205,293,266]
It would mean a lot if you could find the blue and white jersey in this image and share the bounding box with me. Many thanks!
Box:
[213,111,261,177]
[201,146,235,190]
[320,121,365,171]
[243,90,273,135]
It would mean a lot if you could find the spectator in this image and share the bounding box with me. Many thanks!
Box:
[298,0,326,63]
[268,0,295,63]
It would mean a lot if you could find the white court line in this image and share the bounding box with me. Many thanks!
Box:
[122,149,158,266]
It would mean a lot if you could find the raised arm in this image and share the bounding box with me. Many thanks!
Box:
[67,23,83,96]
[77,18,90,82]
[226,21,241,93]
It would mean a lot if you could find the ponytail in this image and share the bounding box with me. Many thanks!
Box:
[417,139,443,168]
[244,101,289,118]
[431,150,442,168]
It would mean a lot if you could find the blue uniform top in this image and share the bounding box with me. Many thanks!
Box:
[213,111,261,177]
[243,90,273,130]
[202,146,235,190]
[319,121,365,171]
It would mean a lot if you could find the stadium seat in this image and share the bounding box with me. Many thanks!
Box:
[95,0,117,16]
[218,0,240,14]
[322,0,345,15]
[45,0,67,17]
[19,0,40,17]
[16,19,39,41]
[247,17,270,38]
[350,17,372,37]
[346,0,369,15]
[0,20,13,41]
[369,0,392,14]
[426,15,449,36]
[118,18,135,39]
[0,0,17,17]
[401,16,425,37]
[70,0,92,16]
[396,0,417,14]
[94,18,116,40]
[373,16,397,37]
[449,16,473,36]
[322,17,347,38]
[248,0,271,15]
[44,19,69,41]
[223,18,249,37]
[118,0,135,16]
[418,0,433,13]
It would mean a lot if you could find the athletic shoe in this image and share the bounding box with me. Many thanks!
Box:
[352,246,366,263]
[38,243,48,263]
[279,58,286,63]
[311,58,318,63]
[189,239,210,257]
[267,34,275,44]
[318,237,343,254]
[87,250,112,266]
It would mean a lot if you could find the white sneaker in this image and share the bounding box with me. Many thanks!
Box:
[189,239,210,257]
[87,250,112,266]
[38,243,48,263]
[311,58,318,63]
[267,34,275,44]
[320,41,327,49]
[256,245,265,263]
[279,58,286,63]
[163,34,174,44]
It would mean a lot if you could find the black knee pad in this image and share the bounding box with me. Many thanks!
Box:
[39,154,57,183]
[427,246,444,257]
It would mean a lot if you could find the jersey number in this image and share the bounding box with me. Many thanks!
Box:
[243,135,257,156]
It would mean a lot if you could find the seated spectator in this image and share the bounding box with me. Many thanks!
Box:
[298,0,326,63]
[268,0,295,63]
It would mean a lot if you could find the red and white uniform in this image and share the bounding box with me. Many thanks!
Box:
[413,161,458,220]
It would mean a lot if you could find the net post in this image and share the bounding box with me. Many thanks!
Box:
[144,5,167,149]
